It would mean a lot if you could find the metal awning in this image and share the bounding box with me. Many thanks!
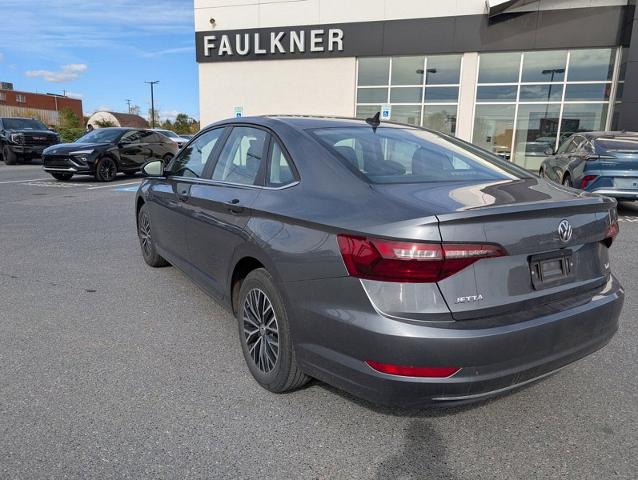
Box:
[486,0,539,17]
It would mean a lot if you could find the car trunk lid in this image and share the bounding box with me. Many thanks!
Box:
[372,178,616,321]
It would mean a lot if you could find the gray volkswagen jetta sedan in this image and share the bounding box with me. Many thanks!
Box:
[135,116,623,407]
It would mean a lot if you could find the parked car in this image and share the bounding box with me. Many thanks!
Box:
[540,131,638,200]
[0,117,59,164]
[42,127,178,182]
[135,116,623,407]
[152,128,187,149]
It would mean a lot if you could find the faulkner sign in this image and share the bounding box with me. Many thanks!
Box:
[195,9,626,63]
[195,23,383,63]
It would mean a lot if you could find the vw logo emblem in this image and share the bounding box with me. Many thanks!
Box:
[558,219,573,243]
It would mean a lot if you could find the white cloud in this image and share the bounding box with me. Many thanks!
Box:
[141,46,194,58]
[94,105,113,112]
[25,64,87,83]
[65,91,84,99]
[159,110,180,121]
[0,1,193,60]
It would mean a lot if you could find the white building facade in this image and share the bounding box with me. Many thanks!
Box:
[195,0,635,170]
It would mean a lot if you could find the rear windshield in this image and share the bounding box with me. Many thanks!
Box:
[3,118,47,130]
[311,127,528,184]
[596,137,638,154]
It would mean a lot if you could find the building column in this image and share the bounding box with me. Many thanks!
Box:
[615,3,638,131]
[456,52,479,142]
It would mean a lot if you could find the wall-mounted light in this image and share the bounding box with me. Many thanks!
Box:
[209,18,216,28]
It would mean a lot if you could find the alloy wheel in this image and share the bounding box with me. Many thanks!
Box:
[138,212,153,258]
[98,158,116,181]
[242,288,279,373]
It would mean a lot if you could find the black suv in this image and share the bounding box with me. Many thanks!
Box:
[0,117,60,164]
[42,127,179,182]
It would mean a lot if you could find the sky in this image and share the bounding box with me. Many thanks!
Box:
[0,0,198,122]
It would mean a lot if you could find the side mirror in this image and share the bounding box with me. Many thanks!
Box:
[142,160,163,177]
[544,146,554,156]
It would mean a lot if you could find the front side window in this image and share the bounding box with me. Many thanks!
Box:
[212,127,268,185]
[312,127,526,184]
[170,128,224,178]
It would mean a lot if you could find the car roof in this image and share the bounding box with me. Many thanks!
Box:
[211,115,420,132]
[578,131,638,139]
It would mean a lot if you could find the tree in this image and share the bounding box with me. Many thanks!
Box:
[94,118,116,128]
[53,107,85,143]
[129,105,141,116]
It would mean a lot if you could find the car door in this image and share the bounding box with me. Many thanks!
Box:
[183,125,269,299]
[118,130,148,169]
[547,135,579,182]
[146,127,227,268]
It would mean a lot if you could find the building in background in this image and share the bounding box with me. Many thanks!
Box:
[0,82,83,126]
[86,111,149,129]
[195,0,636,171]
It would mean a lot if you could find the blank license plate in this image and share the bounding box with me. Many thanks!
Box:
[530,252,573,290]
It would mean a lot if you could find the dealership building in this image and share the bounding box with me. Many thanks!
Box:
[195,0,638,170]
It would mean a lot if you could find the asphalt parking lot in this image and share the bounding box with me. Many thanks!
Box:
[1,163,637,479]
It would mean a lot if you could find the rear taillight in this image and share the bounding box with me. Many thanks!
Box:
[337,234,506,283]
[604,210,619,247]
[366,361,460,378]
[581,175,598,189]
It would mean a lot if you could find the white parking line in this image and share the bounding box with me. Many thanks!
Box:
[0,178,49,184]
[86,181,141,190]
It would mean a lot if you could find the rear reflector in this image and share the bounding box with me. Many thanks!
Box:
[605,212,619,247]
[366,361,460,378]
[337,234,506,283]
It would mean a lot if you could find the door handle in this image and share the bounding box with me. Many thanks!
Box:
[224,198,244,214]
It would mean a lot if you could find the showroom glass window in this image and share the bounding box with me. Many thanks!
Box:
[473,48,619,170]
[356,55,462,135]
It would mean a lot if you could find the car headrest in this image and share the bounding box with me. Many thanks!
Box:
[334,145,359,168]
[412,147,451,176]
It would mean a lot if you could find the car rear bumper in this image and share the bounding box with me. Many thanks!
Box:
[287,275,623,407]
[590,188,638,200]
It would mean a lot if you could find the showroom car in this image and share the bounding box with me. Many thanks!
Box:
[540,132,638,200]
[0,117,60,165]
[134,116,623,407]
[42,127,178,182]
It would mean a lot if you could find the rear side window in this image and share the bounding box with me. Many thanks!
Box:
[170,128,224,178]
[311,127,524,184]
[212,127,267,185]
[267,141,296,187]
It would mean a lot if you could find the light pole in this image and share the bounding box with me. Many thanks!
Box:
[145,81,159,128]
[541,68,565,115]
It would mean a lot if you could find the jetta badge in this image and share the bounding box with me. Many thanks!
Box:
[558,219,573,243]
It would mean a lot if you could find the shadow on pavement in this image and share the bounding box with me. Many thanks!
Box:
[617,200,638,217]
[374,421,459,480]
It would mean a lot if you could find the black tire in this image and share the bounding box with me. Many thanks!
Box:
[95,156,117,182]
[562,173,572,188]
[137,204,170,268]
[51,172,73,181]
[3,145,17,165]
[237,268,310,393]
